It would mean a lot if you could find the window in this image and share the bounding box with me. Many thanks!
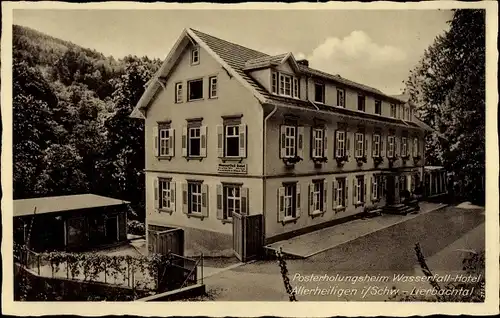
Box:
[159,128,172,157]
[310,180,325,214]
[402,137,408,157]
[279,73,292,97]
[357,95,365,112]
[314,83,325,103]
[225,125,240,157]
[272,71,299,98]
[159,179,173,210]
[175,82,183,103]
[312,128,325,159]
[293,78,299,98]
[191,47,200,65]
[189,127,201,156]
[413,137,419,157]
[372,134,381,157]
[334,178,346,208]
[335,130,346,158]
[387,135,395,158]
[271,72,277,94]
[355,133,364,158]
[188,79,203,101]
[188,183,202,214]
[282,126,296,158]
[337,89,345,107]
[284,184,297,218]
[354,176,365,204]
[209,76,217,99]
[371,175,383,201]
[375,100,382,115]
[223,185,240,220]
[390,104,396,118]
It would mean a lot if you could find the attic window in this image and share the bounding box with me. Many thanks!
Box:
[271,71,299,99]
[191,47,200,65]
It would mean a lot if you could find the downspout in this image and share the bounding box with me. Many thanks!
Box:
[262,103,278,244]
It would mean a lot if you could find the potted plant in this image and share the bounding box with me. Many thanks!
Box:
[373,156,384,166]
[283,156,302,166]
[335,155,348,167]
[355,156,367,166]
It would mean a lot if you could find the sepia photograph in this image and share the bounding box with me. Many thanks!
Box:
[1,1,497,316]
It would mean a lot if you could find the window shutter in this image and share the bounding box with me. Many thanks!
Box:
[278,187,285,222]
[364,135,368,157]
[182,183,188,214]
[323,180,327,212]
[295,184,301,218]
[241,187,249,215]
[345,179,349,207]
[333,179,338,209]
[280,125,286,158]
[372,134,376,157]
[182,127,188,157]
[154,178,159,210]
[395,136,400,157]
[364,176,368,203]
[334,130,338,157]
[239,124,247,158]
[168,128,175,157]
[216,125,224,158]
[370,177,374,201]
[200,125,207,157]
[380,135,385,157]
[346,132,351,158]
[216,184,223,220]
[297,126,305,158]
[419,136,424,157]
[353,178,357,202]
[323,130,328,158]
[201,184,208,217]
[311,128,317,158]
[308,183,314,215]
[153,125,159,157]
[170,181,176,212]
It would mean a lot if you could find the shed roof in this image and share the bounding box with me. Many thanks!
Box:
[13,194,130,217]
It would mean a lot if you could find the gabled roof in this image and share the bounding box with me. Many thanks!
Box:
[14,194,130,217]
[131,28,409,120]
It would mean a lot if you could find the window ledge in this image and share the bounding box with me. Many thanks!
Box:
[281,216,299,225]
[310,211,325,218]
[158,208,174,215]
[334,206,346,212]
[187,98,204,103]
[220,219,233,224]
[157,155,174,161]
[186,213,205,220]
[220,157,245,163]
[371,199,381,204]
[283,157,302,166]
[185,156,204,162]
[354,202,365,208]
[312,157,328,164]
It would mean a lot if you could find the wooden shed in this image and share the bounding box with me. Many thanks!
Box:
[13,194,129,252]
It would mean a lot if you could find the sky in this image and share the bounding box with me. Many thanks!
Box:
[13,9,453,95]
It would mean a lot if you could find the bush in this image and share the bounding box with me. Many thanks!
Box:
[127,220,145,236]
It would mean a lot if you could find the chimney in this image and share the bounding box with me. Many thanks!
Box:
[297,59,309,67]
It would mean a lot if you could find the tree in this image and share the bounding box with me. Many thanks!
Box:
[405,9,485,203]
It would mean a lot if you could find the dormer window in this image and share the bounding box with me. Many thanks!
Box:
[191,47,200,65]
[314,83,325,104]
[279,73,292,97]
[271,71,299,99]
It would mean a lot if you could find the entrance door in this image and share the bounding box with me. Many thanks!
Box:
[386,175,395,205]
[105,217,118,243]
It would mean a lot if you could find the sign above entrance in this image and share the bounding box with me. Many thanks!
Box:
[217,163,248,174]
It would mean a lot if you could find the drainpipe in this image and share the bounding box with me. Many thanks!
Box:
[262,104,278,243]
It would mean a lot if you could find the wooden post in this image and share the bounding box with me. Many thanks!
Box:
[201,253,204,285]
[127,259,130,287]
[37,254,41,275]
[104,261,107,284]
[66,260,69,279]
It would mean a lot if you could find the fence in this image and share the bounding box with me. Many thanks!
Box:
[14,245,204,293]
